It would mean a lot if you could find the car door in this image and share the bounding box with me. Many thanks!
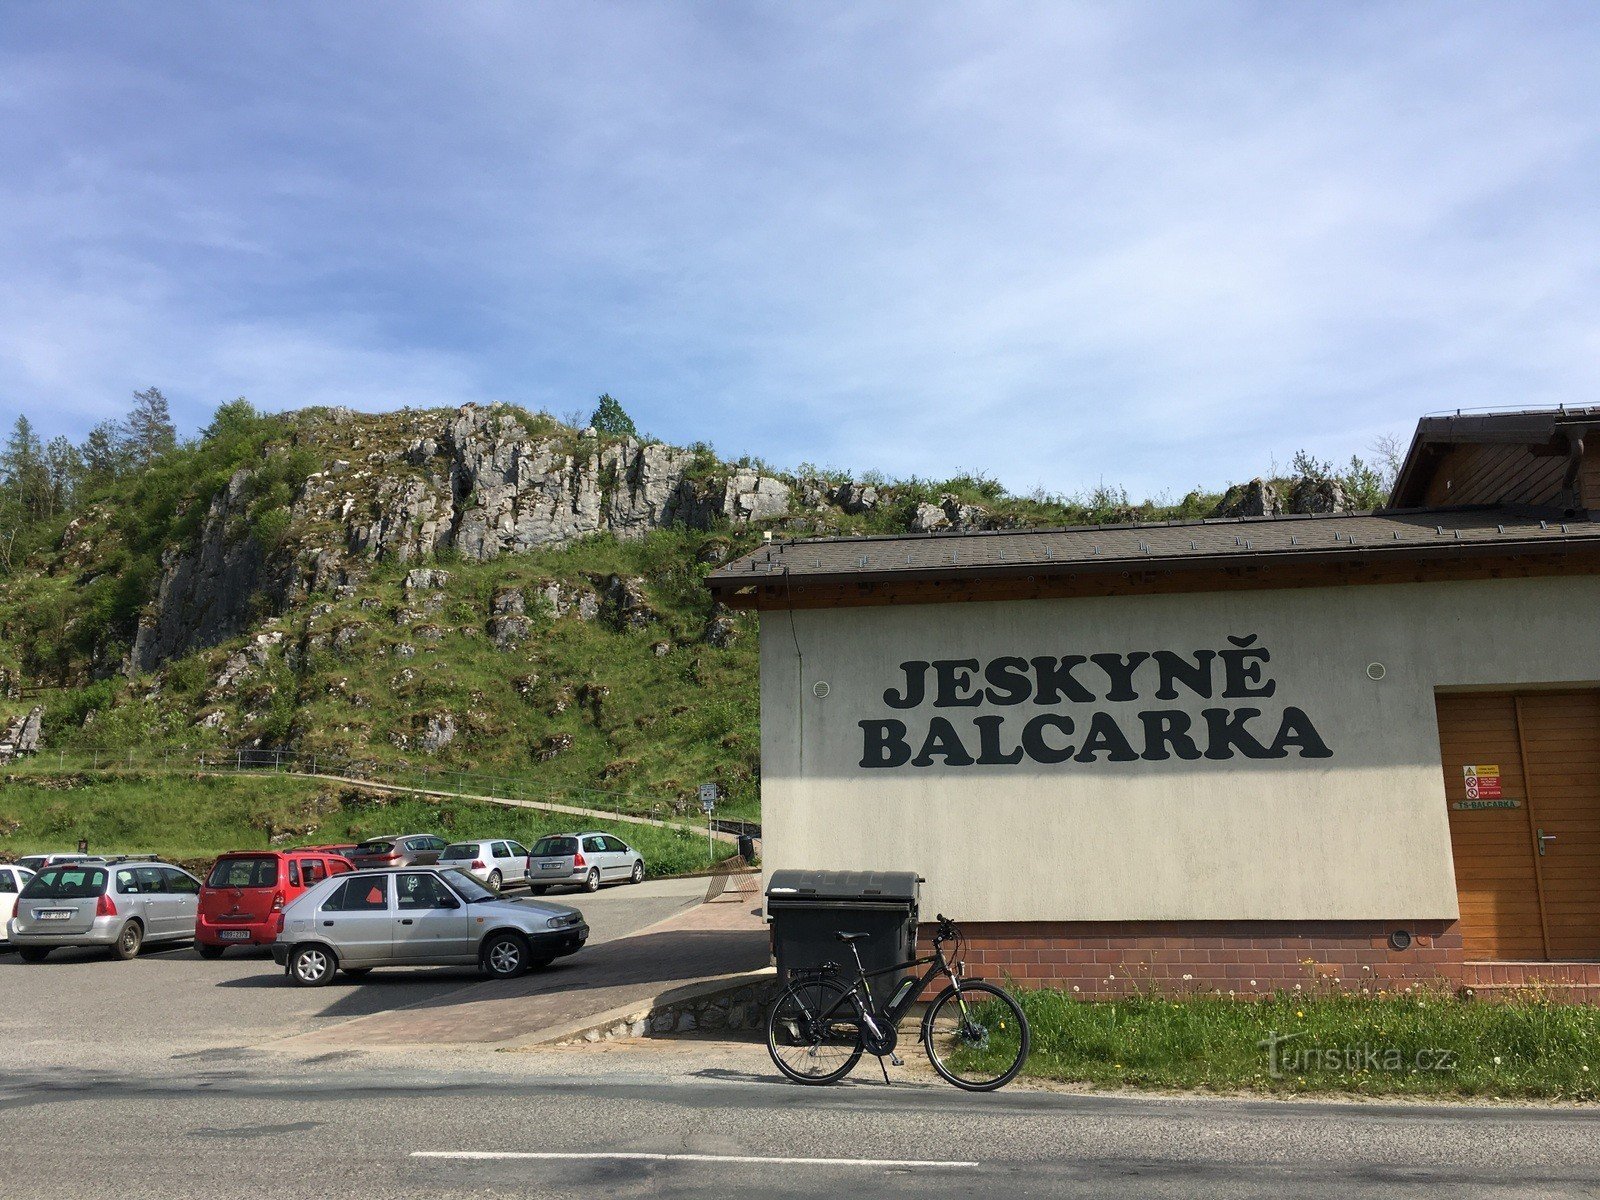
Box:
[579,836,609,881]
[133,867,174,938]
[0,868,16,939]
[502,841,529,882]
[488,842,515,882]
[161,867,201,937]
[319,876,394,965]
[392,871,471,961]
[606,836,636,878]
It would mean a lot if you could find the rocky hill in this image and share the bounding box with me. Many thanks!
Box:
[0,400,1391,823]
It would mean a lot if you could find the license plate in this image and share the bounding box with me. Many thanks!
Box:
[540,861,564,871]
[35,909,74,920]
[219,930,252,941]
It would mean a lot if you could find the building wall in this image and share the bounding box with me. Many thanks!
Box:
[758,575,1600,928]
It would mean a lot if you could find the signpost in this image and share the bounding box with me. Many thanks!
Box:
[699,783,718,863]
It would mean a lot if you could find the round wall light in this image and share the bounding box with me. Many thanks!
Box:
[1366,662,1387,681]
[812,681,830,699]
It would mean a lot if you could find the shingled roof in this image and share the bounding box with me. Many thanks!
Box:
[707,505,1600,601]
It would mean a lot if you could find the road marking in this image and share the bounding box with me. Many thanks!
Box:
[412,1150,978,1169]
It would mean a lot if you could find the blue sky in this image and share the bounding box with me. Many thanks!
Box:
[2,2,1597,498]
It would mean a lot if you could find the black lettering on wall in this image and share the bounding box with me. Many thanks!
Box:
[1021,714,1075,764]
[859,720,912,768]
[983,657,1032,706]
[1138,710,1203,760]
[1089,652,1151,702]
[932,659,984,708]
[1074,712,1139,762]
[1200,708,1276,759]
[1031,656,1095,704]
[882,662,930,709]
[1152,650,1216,700]
[974,715,1025,765]
[911,717,976,767]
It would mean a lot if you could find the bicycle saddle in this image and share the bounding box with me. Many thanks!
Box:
[835,931,870,944]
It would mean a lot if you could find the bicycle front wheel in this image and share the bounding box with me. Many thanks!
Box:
[766,977,863,1085]
[921,980,1030,1091]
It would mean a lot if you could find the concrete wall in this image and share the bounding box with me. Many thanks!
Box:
[758,575,1600,924]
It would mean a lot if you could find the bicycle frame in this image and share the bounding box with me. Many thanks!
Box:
[798,938,969,1041]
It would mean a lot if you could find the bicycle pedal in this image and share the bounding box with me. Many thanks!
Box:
[890,1053,904,1067]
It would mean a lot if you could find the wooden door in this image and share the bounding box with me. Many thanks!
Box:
[1436,690,1600,961]
[1515,692,1600,959]
[1435,693,1545,959]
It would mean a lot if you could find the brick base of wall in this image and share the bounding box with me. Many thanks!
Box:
[919,920,1466,998]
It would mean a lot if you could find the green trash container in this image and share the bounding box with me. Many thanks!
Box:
[765,869,921,999]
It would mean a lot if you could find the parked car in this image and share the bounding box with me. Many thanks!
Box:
[438,839,531,891]
[8,860,202,961]
[0,863,36,945]
[15,852,100,872]
[196,849,355,958]
[270,866,588,985]
[345,834,447,870]
[524,832,645,894]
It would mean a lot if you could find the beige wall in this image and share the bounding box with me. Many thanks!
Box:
[758,575,1600,923]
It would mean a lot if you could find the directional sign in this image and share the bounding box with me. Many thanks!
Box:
[698,783,718,814]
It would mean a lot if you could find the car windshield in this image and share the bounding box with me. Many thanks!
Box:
[207,856,279,888]
[17,856,47,870]
[21,866,108,899]
[439,868,497,903]
[530,837,577,857]
[440,843,478,859]
[354,840,394,854]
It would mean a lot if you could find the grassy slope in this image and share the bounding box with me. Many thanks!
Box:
[0,772,737,878]
[997,989,1600,1100]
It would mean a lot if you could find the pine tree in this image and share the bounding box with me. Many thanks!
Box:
[123,386,178,466]
[44,436,83,516]
[80,419,129,487]
[589,393,638,438]
[1,415,49,521]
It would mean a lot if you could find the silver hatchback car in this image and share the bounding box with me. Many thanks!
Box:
[524,832,645,894]
[8,858,201,961]
[270,866,588,986]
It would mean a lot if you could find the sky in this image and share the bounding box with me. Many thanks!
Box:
[2,2,1598,500]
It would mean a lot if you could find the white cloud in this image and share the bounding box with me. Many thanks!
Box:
[2,2,1597,497]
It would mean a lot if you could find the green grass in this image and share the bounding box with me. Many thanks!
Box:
[991,989,1600,1100]
[0,773,738,879]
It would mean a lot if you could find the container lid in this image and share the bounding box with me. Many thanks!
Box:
[765,869,920,904]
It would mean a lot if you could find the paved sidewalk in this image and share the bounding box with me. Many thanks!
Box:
[273,896,768,1051]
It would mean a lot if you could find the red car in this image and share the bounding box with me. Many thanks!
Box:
[196,849,354,957]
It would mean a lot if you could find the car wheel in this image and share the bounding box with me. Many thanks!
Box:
[196,943,227,960]
[630,860,645,884]
[528,885,548,895]
[19,947,49,963]
[110,921,144,961]
[342,967,372,978]
[482,931,529,979]
[583,868,601,893]
[488,869,503,892]
[289,944,337,987]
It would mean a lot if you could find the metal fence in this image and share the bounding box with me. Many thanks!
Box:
[8,745,761,840]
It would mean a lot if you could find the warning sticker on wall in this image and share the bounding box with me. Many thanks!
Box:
[1463,764,1502,800]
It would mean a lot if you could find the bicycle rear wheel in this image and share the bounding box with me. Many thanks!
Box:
[921,980,1030,1091]
[766,977,863,1085]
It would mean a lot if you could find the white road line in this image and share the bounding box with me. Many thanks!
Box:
[411,1150,978,1169]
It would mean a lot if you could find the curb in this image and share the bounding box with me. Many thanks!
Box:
[504,967,778,1050]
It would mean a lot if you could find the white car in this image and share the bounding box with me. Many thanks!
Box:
[0,864,36,944]
[437,840,531,892]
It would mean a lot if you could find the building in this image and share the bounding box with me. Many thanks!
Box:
[708,408,1600,997]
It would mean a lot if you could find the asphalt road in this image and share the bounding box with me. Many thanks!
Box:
[5,872,1599,1199]
[0,874,705,1066]
[3,1044,1599,1199]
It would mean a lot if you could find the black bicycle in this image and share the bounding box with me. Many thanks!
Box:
[765,914,1030,1091]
